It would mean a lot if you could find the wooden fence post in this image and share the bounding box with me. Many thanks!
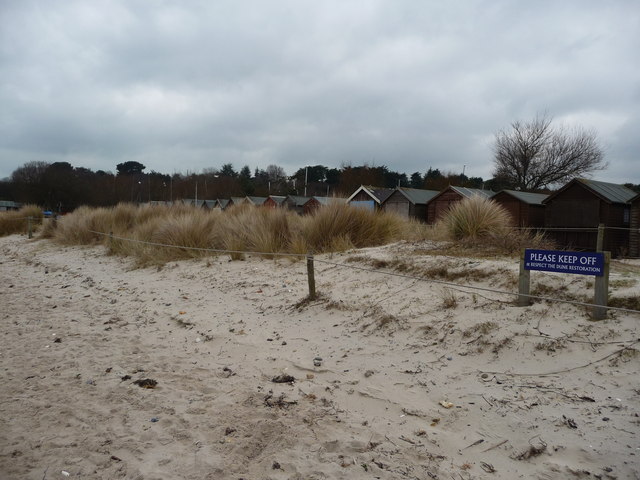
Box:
[306,252,316,300]
[592,251,610,320]
[518,249,531,306]
[596,223,604,252]
[27,216,33,239]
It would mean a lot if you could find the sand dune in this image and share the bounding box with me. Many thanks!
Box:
[1,234,638,479]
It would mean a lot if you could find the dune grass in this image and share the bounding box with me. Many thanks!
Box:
[436,195,553,254]
[439,195,512,240]
[0,205,43,237]
[302,202,405,253]
[43,197,552,266]
[48,202,408,266]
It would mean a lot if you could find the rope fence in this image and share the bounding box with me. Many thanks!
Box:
[79,229,640,317]
[510,225,640,232]
[9,217,640,315]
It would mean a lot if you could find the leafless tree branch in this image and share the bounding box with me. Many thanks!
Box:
[492,114,606,190]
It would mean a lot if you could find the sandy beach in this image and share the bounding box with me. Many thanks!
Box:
[1,233,638,479]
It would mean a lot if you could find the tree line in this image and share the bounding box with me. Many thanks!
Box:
[0,160,486,212]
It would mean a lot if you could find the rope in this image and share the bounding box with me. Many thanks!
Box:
[510,225,640,233]
[313,258,640,315]
[85,229,640,316]
[1,216,38,221]
[605,226,640,231]
[87,230,307,258]
[509,226,598,231]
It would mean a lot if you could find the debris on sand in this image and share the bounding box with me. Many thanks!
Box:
[264,392,297,408]
[513,439,547,460]
[271,374,295,384]
[133,378,158,389]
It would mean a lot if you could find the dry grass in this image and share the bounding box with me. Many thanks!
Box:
[303,203,404,253]
[50,202,408,266]
[39,217,58,239]
[608,295,640,311]
[43,199,557,268]
[0,205,43,237]
[463,321,498,337]
[435,196,554,255]
[345,255,506,285]
[439,196,511,240]
[441,289,458,309]
[54,206,116,244]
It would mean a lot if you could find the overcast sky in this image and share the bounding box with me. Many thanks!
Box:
[1,1,639,184]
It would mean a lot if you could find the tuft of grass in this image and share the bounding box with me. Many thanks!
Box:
[54,206,115,244]
[39,217,58,238]
[441,289,458,309]
[439,196,511,241]
[608,296,640,311]
[303,203,404,253]
[609,279,637,289]
[463,321,498,337]
[535,338,567,353]
[0,205,43,237]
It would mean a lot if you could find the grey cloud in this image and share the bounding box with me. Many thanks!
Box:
[1,0,638,183]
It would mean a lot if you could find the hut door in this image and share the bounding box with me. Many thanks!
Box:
[385,201,409,218]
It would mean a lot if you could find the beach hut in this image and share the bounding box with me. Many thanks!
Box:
[425,186,494,224]
[245,196,268,206]
[347,186,393,211]
[217,199,230,211]
[302,196,347,215]
[228,197,248,208]
[491,190,548,227]
[542,178,635,255]
[284,195,310,215]
[0,201,21,211]
[264,195,287,209]
[381,187,438,221]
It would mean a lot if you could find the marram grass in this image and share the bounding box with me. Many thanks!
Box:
[0,205,43,237]
[45,199,551,266]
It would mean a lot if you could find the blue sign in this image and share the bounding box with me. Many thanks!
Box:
[524,249,604,276]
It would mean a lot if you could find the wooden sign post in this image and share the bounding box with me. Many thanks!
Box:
[518,248,610,320]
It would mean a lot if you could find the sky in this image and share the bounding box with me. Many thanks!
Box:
[1,0,639,184]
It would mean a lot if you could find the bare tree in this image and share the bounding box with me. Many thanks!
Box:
[492,114,606,190]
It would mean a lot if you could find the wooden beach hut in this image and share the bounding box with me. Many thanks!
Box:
[491,190,548,227]
[264,196,287,209]
[425,186,494,224]
[542,178,635,255]
[381,187,438,222]
[347,186,393,211]
[302,196,347,215]
[284,196,310,215]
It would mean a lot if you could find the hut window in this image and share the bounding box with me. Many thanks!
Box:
[624,207,630,224]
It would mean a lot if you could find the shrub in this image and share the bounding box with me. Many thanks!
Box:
[439,196,512,240]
